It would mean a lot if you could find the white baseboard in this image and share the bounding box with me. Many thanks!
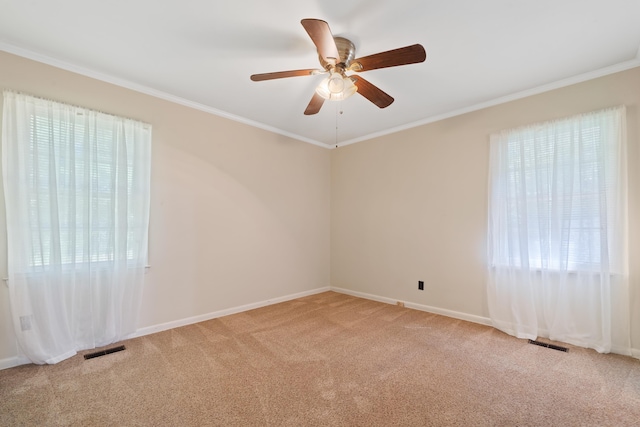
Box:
[127,286,331,340]
[3,286,637,370]
[0,287,331,371]
[329,286,493,327]
[0,355,31,371]
[329,287,640,360]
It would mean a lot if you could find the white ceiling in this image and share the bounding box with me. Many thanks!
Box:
[1,0,640,148]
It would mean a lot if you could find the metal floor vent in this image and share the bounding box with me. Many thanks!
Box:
[528,339,568,352]
[84,345,126,360]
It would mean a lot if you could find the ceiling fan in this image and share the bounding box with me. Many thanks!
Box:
[250,19,426,115]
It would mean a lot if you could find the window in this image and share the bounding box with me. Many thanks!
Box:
[26,112,147,267]
[488,107,625,273]
[2,90,152,363]
[2,93,152,271]
[486,106,629,354]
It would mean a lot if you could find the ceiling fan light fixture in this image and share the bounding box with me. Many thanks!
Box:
[315,73,357,101]
[250,19,426,114]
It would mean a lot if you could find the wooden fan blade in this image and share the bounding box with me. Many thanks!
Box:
[352,44,426,72]
[250,69,319,81]
[304,92,325,115]
[301,19,340,64]
[351,76,394,108]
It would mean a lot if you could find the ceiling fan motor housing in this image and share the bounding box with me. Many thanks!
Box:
[250,18,426,114]
[319,36,357,72]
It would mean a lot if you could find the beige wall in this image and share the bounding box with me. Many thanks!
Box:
[1,49,639,365]
[331,67,640,353]
[0,51,331,363]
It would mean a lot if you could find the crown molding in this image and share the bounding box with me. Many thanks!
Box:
[0,42,329,148]
[337,58,640,148]
[3,41,639,151]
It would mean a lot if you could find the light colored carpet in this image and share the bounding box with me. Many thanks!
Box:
[1,291,639,426]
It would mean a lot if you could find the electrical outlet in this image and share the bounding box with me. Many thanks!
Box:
[418,281,424,290]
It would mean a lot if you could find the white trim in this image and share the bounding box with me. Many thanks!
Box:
[610,344,636,357]
[126,286,330,340]
[1,285,637,369]
[0,286,330,370]
[0,355,31,370]
[3,42,640,150]
[329,286,493,326]
[337,59,640,148]
[330,286,640,358]
[0,42,328,149]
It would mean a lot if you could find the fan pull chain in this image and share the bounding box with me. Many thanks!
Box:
[335,103,338,147]
[335,101,343,148]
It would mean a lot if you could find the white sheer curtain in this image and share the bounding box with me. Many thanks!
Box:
[2,91,152,364]
[487,106,630,354]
